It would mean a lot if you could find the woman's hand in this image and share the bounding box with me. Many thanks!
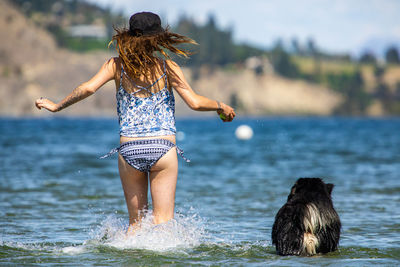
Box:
[217,102,235,122]
[35,98,59,112]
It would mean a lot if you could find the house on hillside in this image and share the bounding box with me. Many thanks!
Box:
[68,24,107,39]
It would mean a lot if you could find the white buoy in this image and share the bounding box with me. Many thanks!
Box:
[235,125,253,140]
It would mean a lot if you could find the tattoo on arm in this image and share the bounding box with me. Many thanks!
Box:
[57,85,92,112]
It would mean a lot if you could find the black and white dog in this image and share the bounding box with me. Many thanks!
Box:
[272,178,341,256]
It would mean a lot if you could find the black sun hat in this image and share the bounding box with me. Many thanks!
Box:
[129,12,164,36]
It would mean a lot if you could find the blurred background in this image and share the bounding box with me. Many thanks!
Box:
[1,0,400,117]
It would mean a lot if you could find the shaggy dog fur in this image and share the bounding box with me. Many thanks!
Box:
[272,178,341,256]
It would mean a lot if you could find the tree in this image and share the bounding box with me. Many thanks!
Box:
[174,14,263,67]
[359,51,377,64]
[385,46,400,64]
[374,65,386,81]
[269,41,299,78]
[306,37,317,56]
[328,70,371,115]
[291,37,301,55]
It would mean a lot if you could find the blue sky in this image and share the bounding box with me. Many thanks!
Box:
[88,0,400,55]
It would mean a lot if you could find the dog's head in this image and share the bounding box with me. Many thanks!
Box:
[287,178,334,202]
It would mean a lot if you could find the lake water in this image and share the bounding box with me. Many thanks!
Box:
[1,117,399,266]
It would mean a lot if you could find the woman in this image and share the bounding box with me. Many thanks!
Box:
[35,12,235,233]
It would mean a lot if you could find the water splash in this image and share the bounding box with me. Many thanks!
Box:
[63,210,206,254]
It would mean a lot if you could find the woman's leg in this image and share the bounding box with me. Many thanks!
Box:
[149,147,178,224]
[118,154,148,231]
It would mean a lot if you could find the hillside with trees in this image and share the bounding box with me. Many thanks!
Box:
[173,14,400,115]
[12,0,125,51]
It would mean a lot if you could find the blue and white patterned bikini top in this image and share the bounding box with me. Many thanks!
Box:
[117,60,176,137]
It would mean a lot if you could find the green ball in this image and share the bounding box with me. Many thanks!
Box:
[219,113,226,120]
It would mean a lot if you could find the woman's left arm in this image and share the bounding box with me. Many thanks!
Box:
[35,58,117,112]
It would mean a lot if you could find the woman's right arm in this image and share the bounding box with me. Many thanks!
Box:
[166,60,235,122]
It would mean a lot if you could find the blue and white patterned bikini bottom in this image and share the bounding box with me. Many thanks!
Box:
[100,139,189,173]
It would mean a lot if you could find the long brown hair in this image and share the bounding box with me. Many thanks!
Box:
[110,26,196,77]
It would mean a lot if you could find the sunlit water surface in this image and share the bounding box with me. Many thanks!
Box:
[1,117,399,266]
